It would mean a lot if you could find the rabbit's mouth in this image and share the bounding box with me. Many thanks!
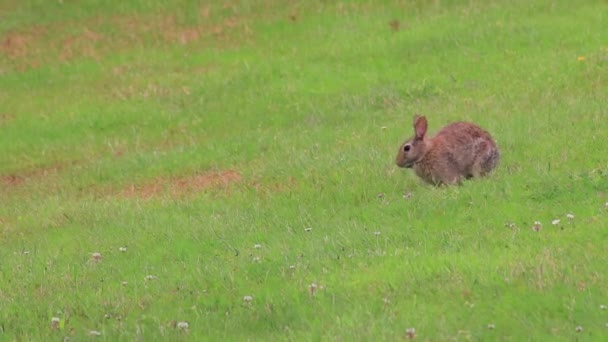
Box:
[397,160,414,168]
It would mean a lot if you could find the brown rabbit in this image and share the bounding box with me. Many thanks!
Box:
[396,115,500,185]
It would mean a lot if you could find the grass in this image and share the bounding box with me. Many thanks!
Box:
[1,0,608,340]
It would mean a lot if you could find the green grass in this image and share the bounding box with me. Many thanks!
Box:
[2,0,608,340]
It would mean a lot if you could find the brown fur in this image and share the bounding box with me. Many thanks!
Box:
[396,115,500,186]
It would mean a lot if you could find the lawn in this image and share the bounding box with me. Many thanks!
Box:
[1,0,608,340]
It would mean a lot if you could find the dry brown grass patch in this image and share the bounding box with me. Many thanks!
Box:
[1,8,253,72]
[122,169,242,199]
[0,162,73,190]
[0,113,15,127]
[1,174,25,187]
[60,28,104,62]
[1,31,35,59]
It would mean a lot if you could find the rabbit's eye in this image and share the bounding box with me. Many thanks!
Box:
[403,144,411,152]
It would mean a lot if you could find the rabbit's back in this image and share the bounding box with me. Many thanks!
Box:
[426,122,499,181]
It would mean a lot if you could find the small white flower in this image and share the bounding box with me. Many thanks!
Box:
[145,275,157,281]
[89,330,102,336]
[487,323,495,330]
[575,325,583,332]
[374,231,381,237]
[601,304,607,310]
[605,201,608,209]
[91,252,102,262]
[176,321,189,330]
[532,221,542,232]
[51,317,60,329]
[252,256,261,262]
[243,295,253,303]
[406,327,416,339]
[377,192,385,198]
[403,192,412,199]
[289,265,296,270]
[566,213,574,220]
[305,227,312,232]
[551,219,560,225]
[119,247,127,252]
[254,244,262,249]
[121,281,128,286]
[104,313,111,319]
[309,283,318,296]
[23,251,30,255]
[381,126,387,130]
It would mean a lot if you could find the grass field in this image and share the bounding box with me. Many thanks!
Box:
[1,0,608,340]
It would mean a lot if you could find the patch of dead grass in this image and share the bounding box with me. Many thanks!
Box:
[122,169,242,199]
[59,28,104,62]
[1,174,25,187]
[1,8,254,72]
[1,32,31,58]
[1,162,72,190]
[0,113,15,127]
[251,176,299,196]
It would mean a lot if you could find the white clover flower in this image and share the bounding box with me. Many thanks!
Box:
[145,275,157,281]
[119,247,127,252]
[374,231,381,237]
[575,326,583,332]
[121,281,128,286]
[177,321,189,330]
[243,295,253,303]
[309,283,318,296]
[532,221,542,232]
[566,213,574,220]
[91,252,102,262]
[551,219,560,225]
[305,227,312,232]
[254,244,262,249]
[406,327,416,339]
[601,304,607,310]
[89,330,102,336]
[487,323,495,330]
[50,317,60,329]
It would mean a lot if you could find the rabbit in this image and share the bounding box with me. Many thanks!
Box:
[396,114,500,186]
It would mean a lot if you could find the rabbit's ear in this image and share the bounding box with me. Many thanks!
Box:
[413,115,427,140]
